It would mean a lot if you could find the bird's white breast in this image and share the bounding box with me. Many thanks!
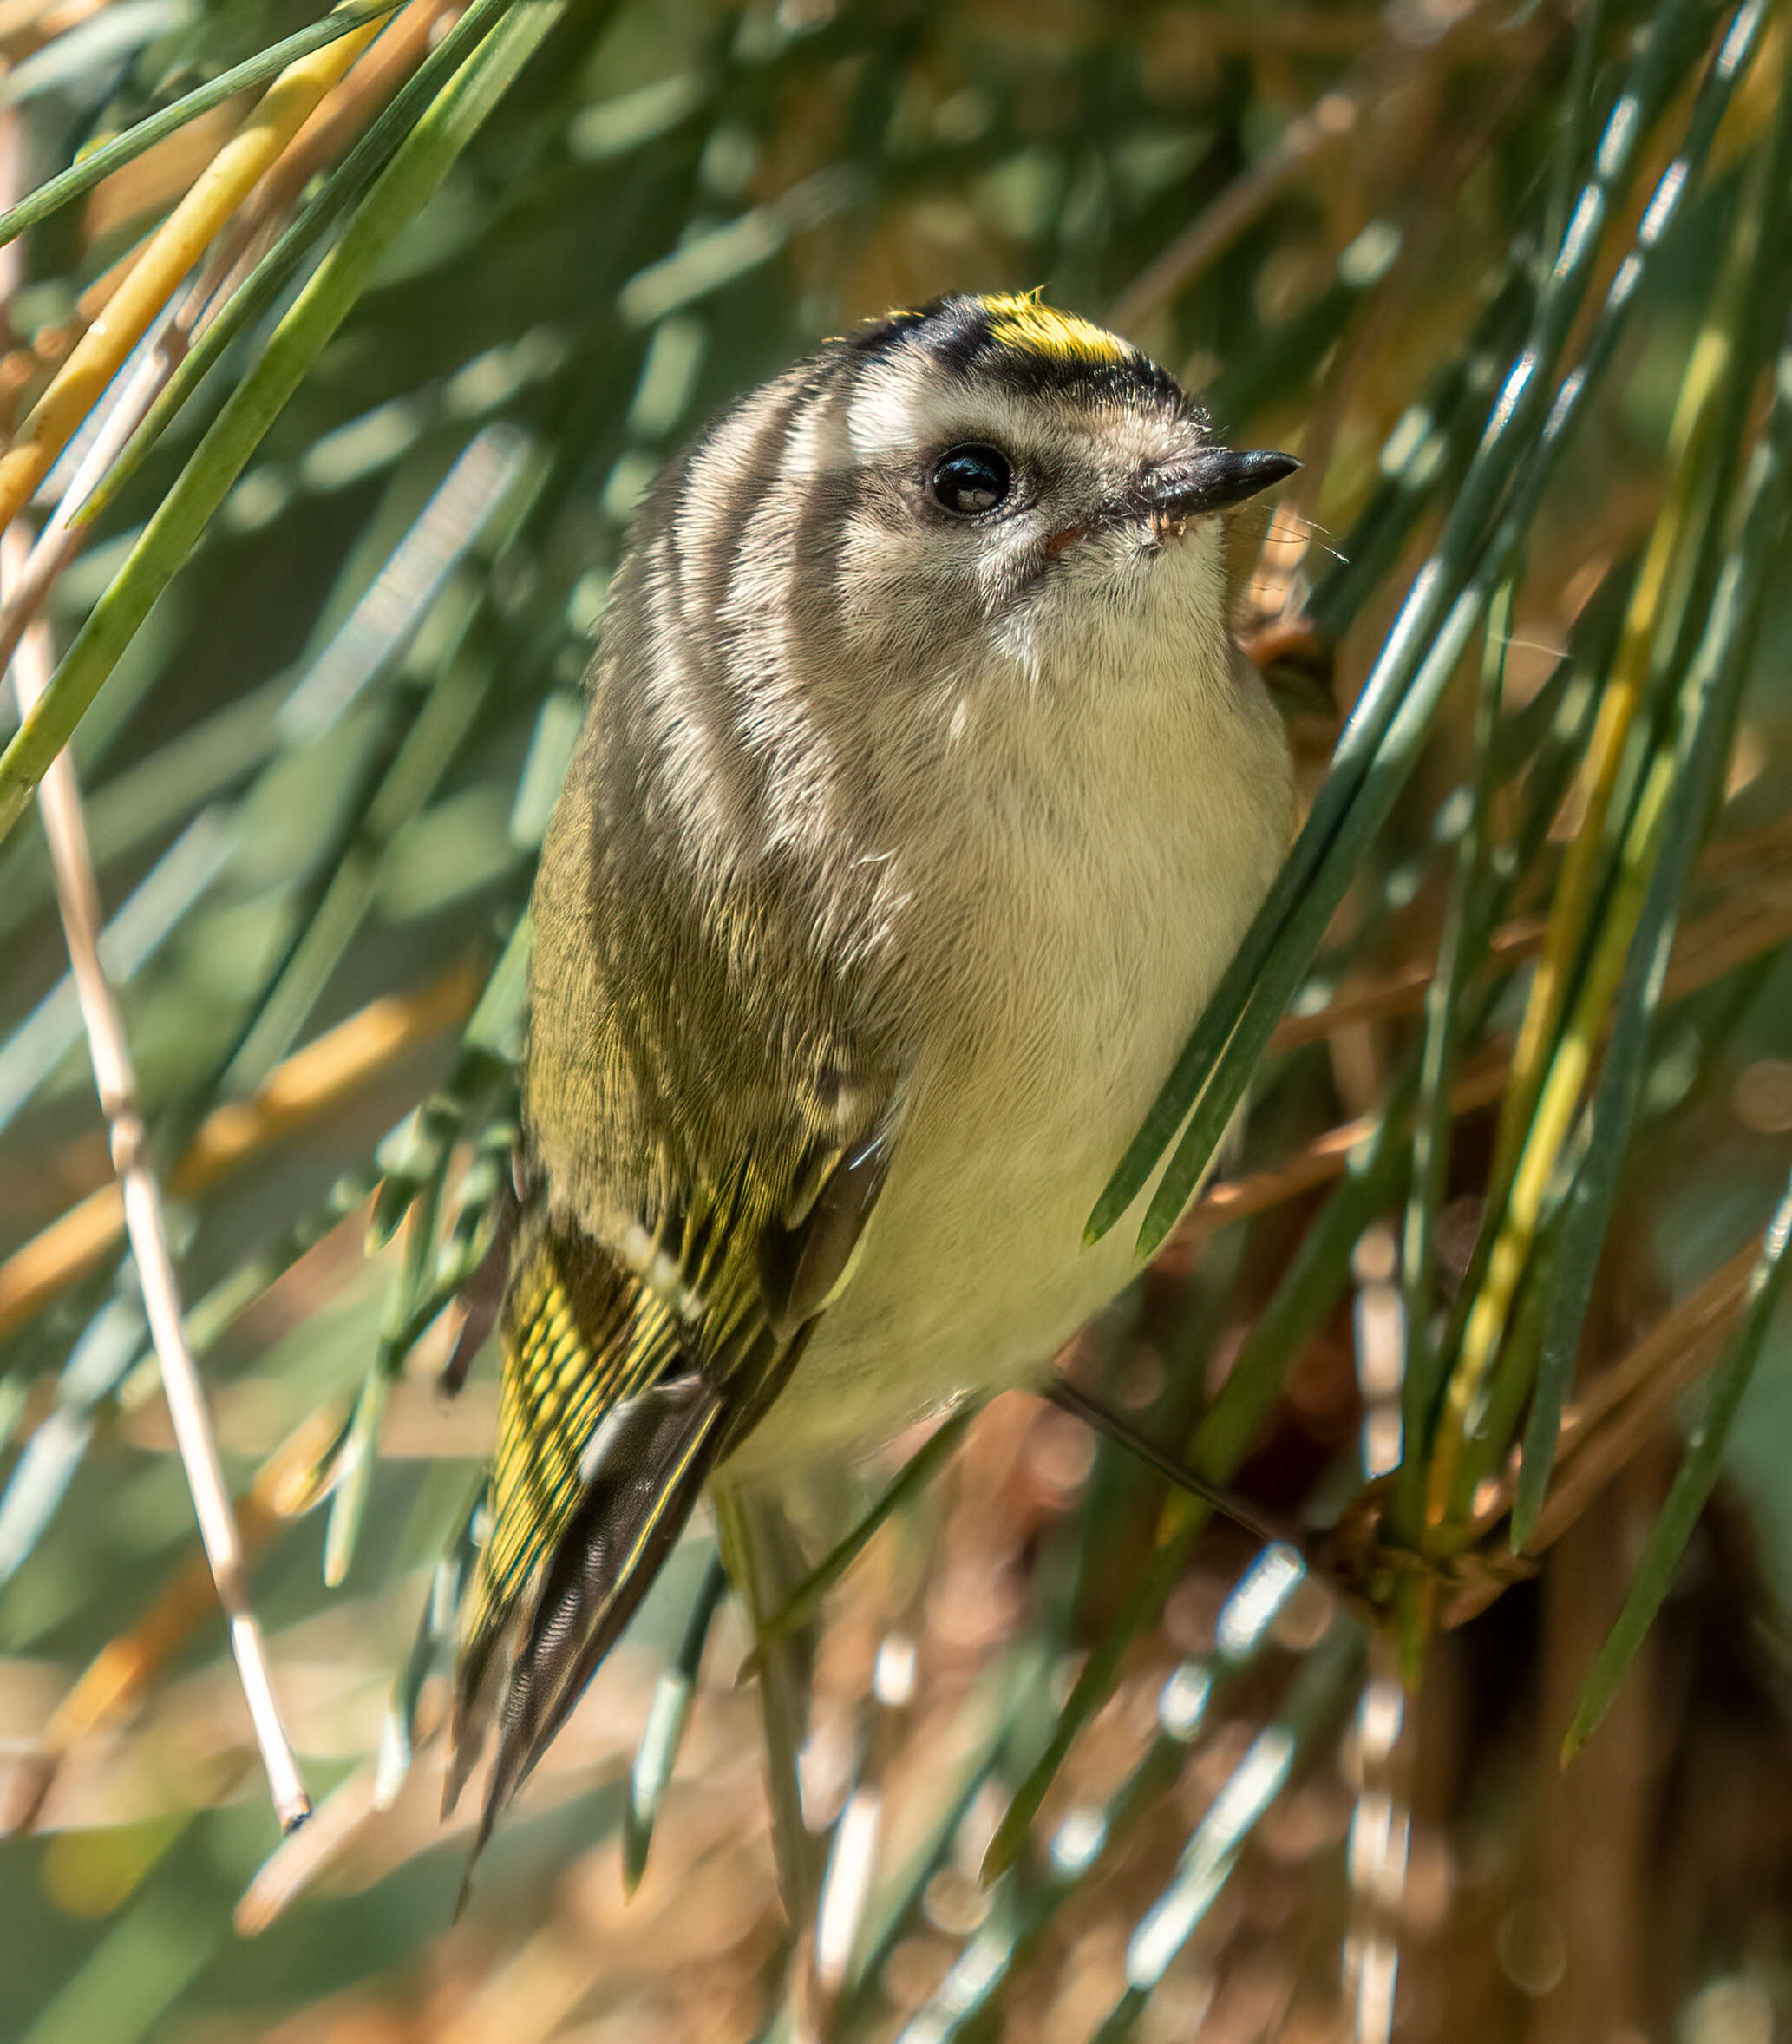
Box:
[731,536,1292,1472]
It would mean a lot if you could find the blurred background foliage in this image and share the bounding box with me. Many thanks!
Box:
[0,0,1789,2037]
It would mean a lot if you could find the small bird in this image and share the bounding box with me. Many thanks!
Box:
[446,292,1297,1865]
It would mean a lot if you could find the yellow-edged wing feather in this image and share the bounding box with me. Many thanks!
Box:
[448,1134,891,1870]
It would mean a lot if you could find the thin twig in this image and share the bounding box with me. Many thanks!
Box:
[3,524,311,1833]
[236,1761,380,1936]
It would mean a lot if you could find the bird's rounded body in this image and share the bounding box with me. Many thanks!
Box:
[715,495,1292,1468]
[452,293,1295,1844]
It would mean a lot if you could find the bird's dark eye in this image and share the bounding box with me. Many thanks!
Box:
[930,443,1011,516]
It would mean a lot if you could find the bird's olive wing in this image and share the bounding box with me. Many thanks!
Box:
[446,1106,898,1873]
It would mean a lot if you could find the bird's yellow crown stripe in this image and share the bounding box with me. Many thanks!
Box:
[977,291,1130,365]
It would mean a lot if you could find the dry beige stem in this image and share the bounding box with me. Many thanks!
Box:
[2,523,311,1831]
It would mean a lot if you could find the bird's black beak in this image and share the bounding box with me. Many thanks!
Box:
[1141,447,1299,520]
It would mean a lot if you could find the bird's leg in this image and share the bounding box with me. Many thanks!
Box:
[1045,1375,1308,1555]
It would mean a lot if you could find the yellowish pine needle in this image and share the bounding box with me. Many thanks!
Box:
[0,5,389,536]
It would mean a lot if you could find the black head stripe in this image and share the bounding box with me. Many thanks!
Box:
[838,293,1188,414]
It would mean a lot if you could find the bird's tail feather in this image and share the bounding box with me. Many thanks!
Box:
[446,1372,726,1881]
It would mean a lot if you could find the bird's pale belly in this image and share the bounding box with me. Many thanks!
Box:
[720,658,1292,1477]
[725,920,1216,1474]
